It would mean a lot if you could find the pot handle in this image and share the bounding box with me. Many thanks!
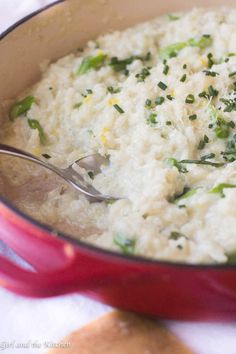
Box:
[0,253,114,297]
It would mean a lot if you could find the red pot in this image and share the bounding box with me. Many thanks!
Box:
[0,0,236,321]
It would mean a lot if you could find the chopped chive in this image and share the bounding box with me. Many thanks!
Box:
[167,14,180,21]
[107,86,121,94]
[180,74,187,82]
[86,89,93,94]
[155,96,165,105]
[159,35,212,61]
[173,187,198,204]
[189,114,197,121]
[198,135,209,150]
[28,119,47,145]
[209,183,236,198]
[201,153,216,160]
[158,81,168,90]
[114,234,136,255]
[185,94,195,104]
[113,104,125,114]
[203,70,219,77]
[166,157,188,173]
[180,159,224,168]
[166,94,174,101]
[42,153,51,159]
[74,102,82,109]
[228,120,235,128]
[220,98,236,112]
[208,85,219,98]
[163,61,169,75]
[199,91,209,99]
[147,113,158,125]
[9,96,35,120]
[169,231,186,240]
[145,98,152,108]
[229,71,236,78]
[227,251,236,264]
[109,53,150,73]
[207,53,214,68]
[208,104,230,139]
[183,64,187,69]
[135,67,151,82]
[198,140,206,150]
[76,53,107,75]
[166,120,172,125]
[87,171,94,179]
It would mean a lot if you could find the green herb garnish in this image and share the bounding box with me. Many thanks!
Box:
[209,183,236,197]
[185,94,195,104]
[42,153,51,159]
[180,74,187,82]
[76,53,107,75]
[189,114,197,121]
[221,134,236,162]
[169,231,186,240]
[87,171,94,179]
[173,187,198,204]
[74,102,82,109]
[9,96,35,120]
[145,99,152,108]
[199,91,209,99]
[135,67,151,82]
[166,157,188,173]
[114,234,136,255]
[208,104,230,139]
[113,104,125,114]
[107,86,121,94]
[159,35,212,61]
[109,53,150,73]
[166,94,174,101]
[28,119,47,145]
[207,53,214,68]
[158,81,168,91]
[229,71,236,78]
[155,96,165,105]
[198,135,209,150]
[227,251,236,264]
[203,70,219,77]
[220,98,236,112]
[208,85,219,98]
[163,60,169,75]
[180,159,224,168]
[201,153,215,160]
[167,14,180,21]
[147,113,158,125]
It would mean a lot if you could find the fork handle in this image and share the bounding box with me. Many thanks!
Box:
[0,144,109,201]
[0,143,65,178]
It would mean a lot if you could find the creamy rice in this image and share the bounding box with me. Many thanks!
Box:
[2,7,236,263]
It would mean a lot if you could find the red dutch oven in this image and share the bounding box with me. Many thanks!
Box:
[0,0,236,321]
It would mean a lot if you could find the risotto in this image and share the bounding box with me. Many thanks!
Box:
[2,7,236,264]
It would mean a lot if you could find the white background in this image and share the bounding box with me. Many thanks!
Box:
[1,1,236,353]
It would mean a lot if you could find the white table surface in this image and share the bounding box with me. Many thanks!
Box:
[1,1,236,353]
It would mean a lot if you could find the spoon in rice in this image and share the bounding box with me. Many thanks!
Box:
[0,143,117,202]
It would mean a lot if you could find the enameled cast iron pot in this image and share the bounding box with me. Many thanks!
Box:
[1,0,236,321]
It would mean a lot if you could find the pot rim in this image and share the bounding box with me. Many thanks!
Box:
[0,0,235,270]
